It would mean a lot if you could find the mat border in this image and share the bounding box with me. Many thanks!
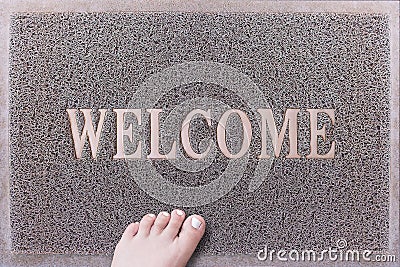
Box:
[0,1,398,266]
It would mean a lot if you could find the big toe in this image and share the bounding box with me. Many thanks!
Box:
[177,215,205,259]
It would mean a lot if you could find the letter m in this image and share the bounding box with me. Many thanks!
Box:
[66,109,107,159]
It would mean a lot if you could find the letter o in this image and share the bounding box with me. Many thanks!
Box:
[217,109,252,159]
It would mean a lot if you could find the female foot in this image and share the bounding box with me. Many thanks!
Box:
[112,210,205,267]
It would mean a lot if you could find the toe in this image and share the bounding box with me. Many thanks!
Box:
[163,209,186,239]
[121,222,140,241]
[137,213,156,237]
[177,215,205,256]
[151,211,171,235]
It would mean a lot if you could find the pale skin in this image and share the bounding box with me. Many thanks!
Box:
[112,210,206,267]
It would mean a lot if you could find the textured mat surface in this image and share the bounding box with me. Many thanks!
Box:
[9,13,390,255]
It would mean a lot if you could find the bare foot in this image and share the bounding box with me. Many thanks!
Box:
[111,210,205,267]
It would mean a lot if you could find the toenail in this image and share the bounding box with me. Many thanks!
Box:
[176,210,184,216]
[135,222,139,224]
[161,211,169,217]
[148,214,156,218]
[191,217,202,229]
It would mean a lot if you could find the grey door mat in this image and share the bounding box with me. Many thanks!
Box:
[9,12,392,257]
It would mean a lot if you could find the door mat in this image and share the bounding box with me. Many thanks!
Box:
[9,13,390,256]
